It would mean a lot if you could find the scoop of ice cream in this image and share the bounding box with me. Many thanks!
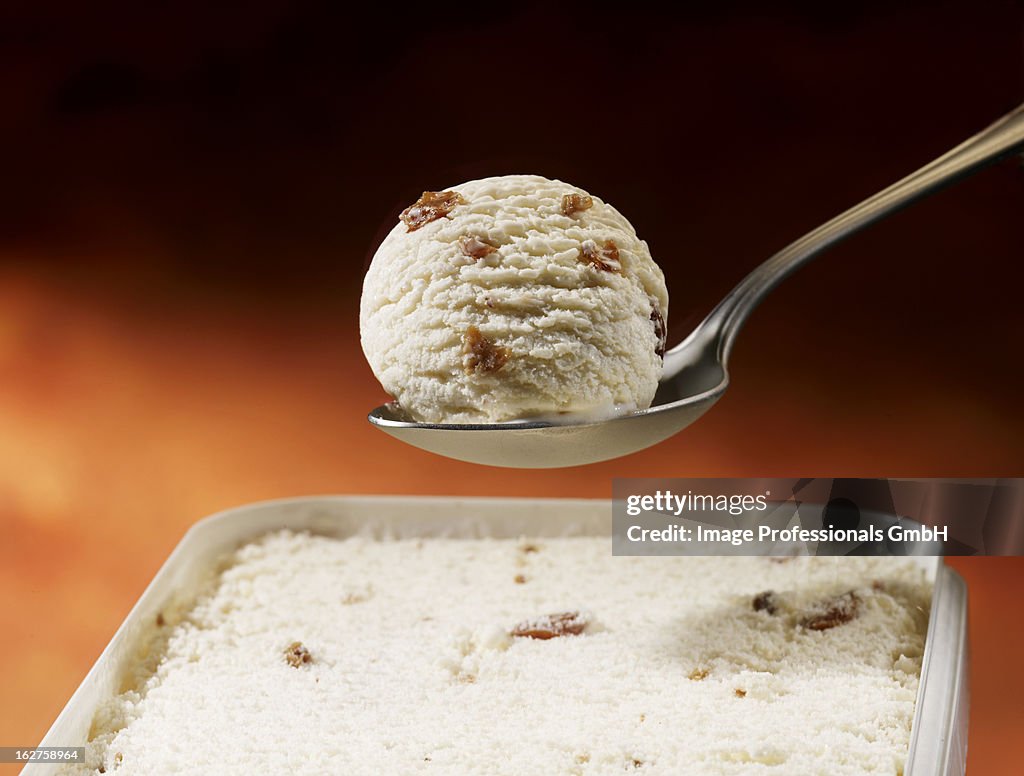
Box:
[360,175,669,424]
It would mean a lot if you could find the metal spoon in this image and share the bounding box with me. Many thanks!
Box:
[369,103,1024,468]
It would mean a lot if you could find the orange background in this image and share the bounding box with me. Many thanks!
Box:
[2,2,1024,773]
[1,275,1022,774]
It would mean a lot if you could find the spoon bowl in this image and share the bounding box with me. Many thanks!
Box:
[369,334,732,467]
[369,379,727,469]
[369,103,1024,468]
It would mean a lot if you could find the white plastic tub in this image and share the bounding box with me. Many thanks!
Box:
[26,496,969,775]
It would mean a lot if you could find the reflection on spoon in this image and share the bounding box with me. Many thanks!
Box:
[370,103,1024,468]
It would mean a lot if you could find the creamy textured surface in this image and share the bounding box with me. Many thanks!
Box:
[65,534,931,776]
[360,175,669,423]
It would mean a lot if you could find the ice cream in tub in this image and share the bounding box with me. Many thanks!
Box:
[30,497,968,776]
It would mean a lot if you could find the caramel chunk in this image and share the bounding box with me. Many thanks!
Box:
[520,543,541,554]
[561,192,593,216]
[462,325,510,374]
[284,641,312,667]
[578,239,621,273]
[514,574,527,584]
[801,591,859,631]
[650,303,667,359]
[688,668,709,681]
[155,612,165,626]
[752,590,778,615]
[400,190,465,231]
[511,611,586,640]
[734,688,747,698]
[459,235,498,260]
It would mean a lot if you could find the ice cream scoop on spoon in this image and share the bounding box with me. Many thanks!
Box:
[368,103,1024,468]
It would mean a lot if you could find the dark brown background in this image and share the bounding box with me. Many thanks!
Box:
[1,2,1022,772]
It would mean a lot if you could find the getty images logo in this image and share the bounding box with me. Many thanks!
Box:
[625,489,771,517]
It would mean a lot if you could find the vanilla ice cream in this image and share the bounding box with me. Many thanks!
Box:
[360,175,669,423]
[63,533,931,775]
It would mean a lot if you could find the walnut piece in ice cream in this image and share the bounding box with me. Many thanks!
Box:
[511,611,586,640]
[579,239,621,273]
[458,235,498,260]
[650,304,667,359]
[400,190,466,232]
[752,590,778,615]
[284,641,312,667]
[462,326,510,375]
[801,591,859,630]
[561,192,593,216]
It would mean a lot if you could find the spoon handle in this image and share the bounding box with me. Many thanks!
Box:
[681,102,1024,370]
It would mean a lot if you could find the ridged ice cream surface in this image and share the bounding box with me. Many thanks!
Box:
[360,175,669,423]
